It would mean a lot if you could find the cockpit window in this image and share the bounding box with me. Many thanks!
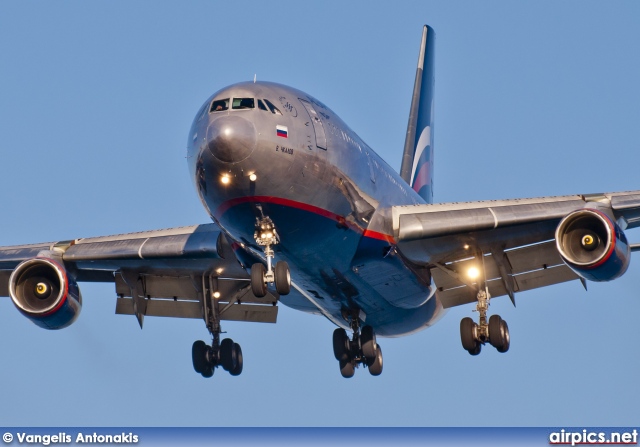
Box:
[210,99,229,112]
[258,99,268,111]
[264,99,282,115]
[232,98,255,109]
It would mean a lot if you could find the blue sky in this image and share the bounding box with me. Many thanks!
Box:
[0,1,639,427]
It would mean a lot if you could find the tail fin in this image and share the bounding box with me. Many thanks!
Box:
[399,25,436,204]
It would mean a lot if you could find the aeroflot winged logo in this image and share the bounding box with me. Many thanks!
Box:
[276,125,288,138]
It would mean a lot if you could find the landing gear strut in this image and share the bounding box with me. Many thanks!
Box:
[250,216,291,297]
[191,274,244,377]
[460,288,510,355]
[332,312,383,378]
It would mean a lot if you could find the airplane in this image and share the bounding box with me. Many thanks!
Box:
[2,25,639,379]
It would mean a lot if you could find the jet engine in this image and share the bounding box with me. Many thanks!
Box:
[9,258,82,329]
[555,208,630,282]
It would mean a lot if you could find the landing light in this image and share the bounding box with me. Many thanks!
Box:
[467,267,480,280]
[221,174,230,185]
[249,173,257,182]
[213,291,221,299]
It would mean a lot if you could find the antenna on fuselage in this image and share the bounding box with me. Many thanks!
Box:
[253,74,256,83]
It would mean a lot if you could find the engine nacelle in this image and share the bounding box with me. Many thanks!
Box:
[9,258,82,329]
[555,208,630,282]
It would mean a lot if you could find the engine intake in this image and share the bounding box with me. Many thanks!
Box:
[555,208,630,282]
[9,258,82,329]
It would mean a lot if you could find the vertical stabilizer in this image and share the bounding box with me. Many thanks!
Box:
[399,25,435,203]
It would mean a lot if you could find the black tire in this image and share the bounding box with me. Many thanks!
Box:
[332,328,350,361]
[468,342,481,356]
[220,338,237,372]
[497,320,510,353]
[488,314,504,349]
[192,340,208,374]
[368,345,383,376]
[251,263,267,297]
[460,317,476,351]
[274,261,291,295]
[339,359,355,378]
[201,364,214,378]
[361,325,377,360]
[230,343,243,376]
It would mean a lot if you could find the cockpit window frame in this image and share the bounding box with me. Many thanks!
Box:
[210,98,230,113]
[264,99,282,115]
[258,99,268,111]
[231,98,255,110]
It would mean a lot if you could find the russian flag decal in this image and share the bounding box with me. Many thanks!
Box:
[276,125,288,138]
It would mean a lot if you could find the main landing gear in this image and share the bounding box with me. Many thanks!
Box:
[192,338,243,377]
[332,314,383,378]
[191,274,244,377]
[250,216,291,297]
[460,288,510,355]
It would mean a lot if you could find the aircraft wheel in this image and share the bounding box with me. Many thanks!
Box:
[274,261,291,295]
[339,359,355,378]
[201,364,214,378]
[488,315,504,349]
[367,345,383,376]
[460,317,477,351]
[361,325,377,360]
[251,263,267,297]
[468,342,481,356]
[192,340,208,374]
[230,343,243,376]
[332,328,350,362]
[497,320,510,353]
[220,338,237,371]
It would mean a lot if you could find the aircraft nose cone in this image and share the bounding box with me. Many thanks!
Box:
[206,115,257,163]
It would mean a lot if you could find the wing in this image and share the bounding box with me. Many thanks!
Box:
[391,191,640,307]
[0,223,281,327]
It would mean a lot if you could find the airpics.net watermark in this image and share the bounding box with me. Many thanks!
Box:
[2,432,138,445]
[549,429,638,446]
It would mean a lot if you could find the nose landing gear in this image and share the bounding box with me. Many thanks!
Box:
[251,217,291,297]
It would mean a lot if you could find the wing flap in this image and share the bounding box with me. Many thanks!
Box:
[431,240,563,290]
[115,297,278,323]
[432,240,578,308]
[514,264,578,293]
[437,265,577,308]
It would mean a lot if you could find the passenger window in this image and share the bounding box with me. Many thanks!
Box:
[232,98,255,109]
[264,99,282,115]
[210,99,229,112]
[258,99,268,111]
